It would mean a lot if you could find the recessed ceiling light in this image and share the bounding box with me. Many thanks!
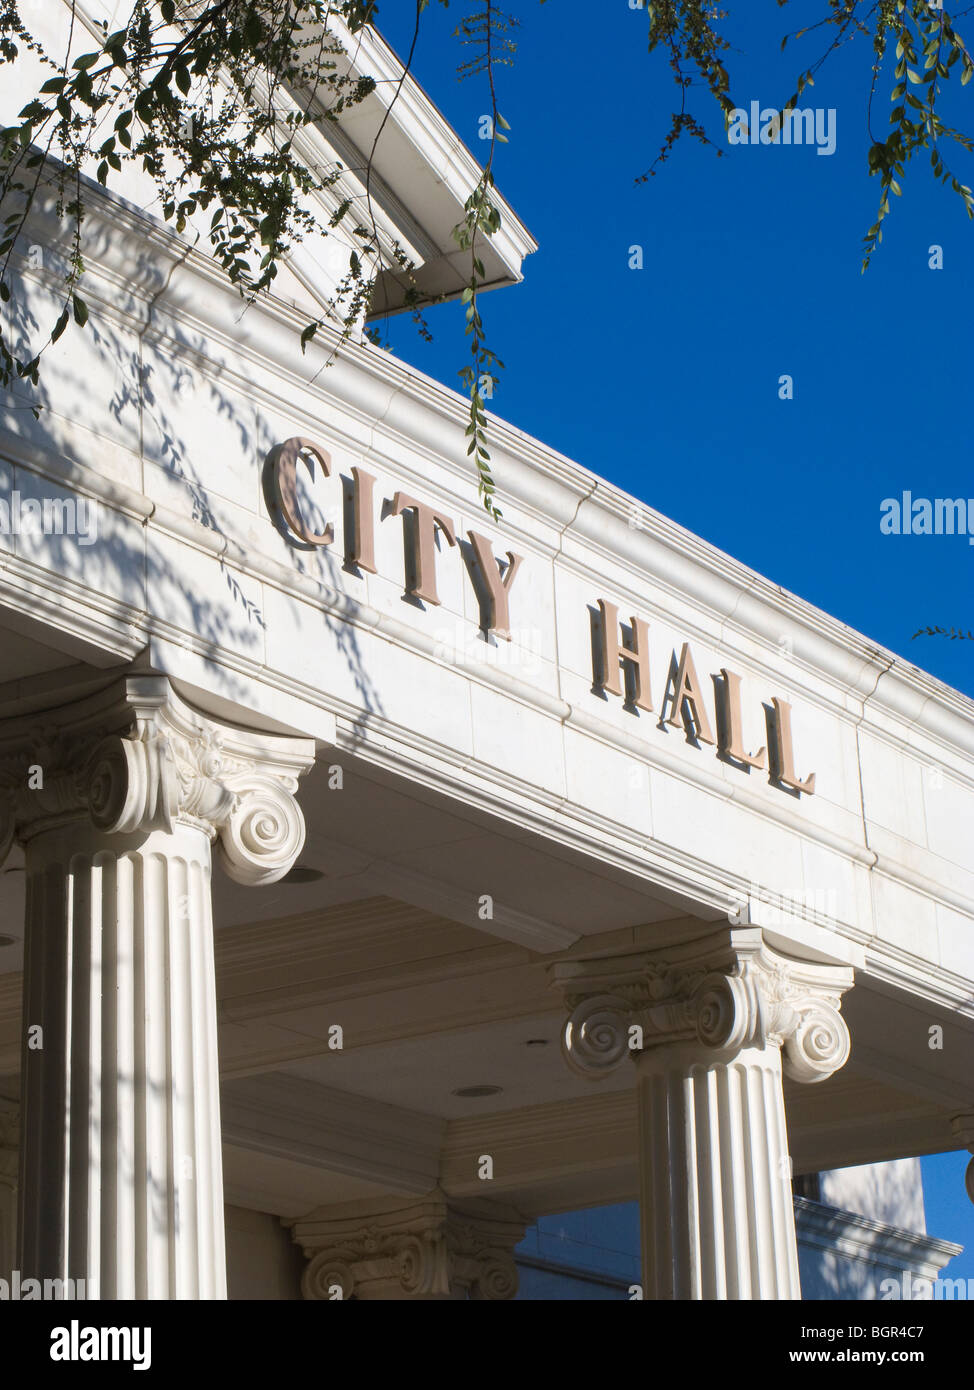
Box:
[452,1084,502,1098]
[281,864,325,884]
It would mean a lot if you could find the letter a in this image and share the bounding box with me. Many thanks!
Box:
[665,643,715,744]
[726,109,748,145]
[50,1328,71,1361]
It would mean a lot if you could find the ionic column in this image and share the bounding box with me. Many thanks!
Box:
[0,1102,16,1280]
[550,927,853,1301]
[290,1191,526,1301]
[0,676,314,1299]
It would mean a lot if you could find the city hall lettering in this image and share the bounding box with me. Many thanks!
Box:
[268,437,815,796]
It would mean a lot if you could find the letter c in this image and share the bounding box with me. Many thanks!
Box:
[273,436,333,546]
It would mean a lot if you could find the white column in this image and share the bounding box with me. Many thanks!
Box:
[636,1040,800,1299]
[551,927,853,1301]
[0,676,315,1299]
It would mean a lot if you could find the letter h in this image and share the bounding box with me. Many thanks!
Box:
[597,599,653,711]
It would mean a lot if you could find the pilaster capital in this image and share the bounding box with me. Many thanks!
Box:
[548,926,853,1083]
[0,676,315,885]
[289,1192,525,1301]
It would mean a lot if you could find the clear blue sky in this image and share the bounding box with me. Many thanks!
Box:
[376,2,974,1282]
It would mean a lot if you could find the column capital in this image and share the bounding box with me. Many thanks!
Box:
[289,1191,525,1301]
[548,925,853,1084]
[0,676,315,885]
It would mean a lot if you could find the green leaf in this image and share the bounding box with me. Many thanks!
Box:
[175,66,191,96]
[71,294,88,327]
[300,322,318,352]
[51,307,69,343]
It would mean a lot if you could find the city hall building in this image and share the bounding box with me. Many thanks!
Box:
[0,8,972,1301]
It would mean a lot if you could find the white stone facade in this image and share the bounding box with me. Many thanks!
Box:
[0,3,971,1300]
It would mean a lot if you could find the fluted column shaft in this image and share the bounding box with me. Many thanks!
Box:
[0,675,315,1300]
[637,1041,799,1300]
[20,822,223,1299]
[550,926,854,1302]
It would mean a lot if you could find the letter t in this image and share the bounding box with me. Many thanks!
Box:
[390,492,457,605]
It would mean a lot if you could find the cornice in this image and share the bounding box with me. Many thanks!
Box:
[7,179,974,767]
[323,14,537,271]
[0,552,146,667]
[59,0,531,299]
[793,1195,962,1268]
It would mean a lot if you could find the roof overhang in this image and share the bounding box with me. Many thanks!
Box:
[308,15,537,318]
